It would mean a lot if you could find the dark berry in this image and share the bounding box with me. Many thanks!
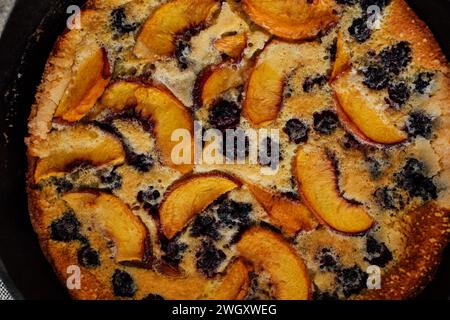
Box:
[209,99,241,130]
[127,152,153,172]
[258,137,280,170]
[217,199,252,229]
[112,269,137,298]
[362,65,389,90]
[327,38,337,62]
[374,186,404,211]
[303,75,328,93]
[284,118,310,144]
[142,294,165,300]
[77,246,100,268]
[196,240,226,277]
[414,72,434,94]
[316,248,339,271]
[340,133,362,150]
[360,0,391,11]
[100,170,122,190]
[364,236,393,267]
[174,27,201,70]
[222,131,250,161]
[348,17,371,43]
[365,157,383,180]
[50,211,82,242]
[387,82,410,108]
[313,110,339,135]
[336,266,368,297]
[395,158,437,201]
[111,8,138,34]
[51,177,73,194]
[313,290,339,300]
[160,236,187,267]
[406,111,433,138]
[191,215,221,240]
[379,41,412,75]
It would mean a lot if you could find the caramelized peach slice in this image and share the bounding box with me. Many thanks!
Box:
[194,63,247,108]
[214,33,247,59]
[237,227,310,300]
[330,32,351,80]
[63,192,148,263]
[54,45,111,122]
[135,86,194,173]
[295,146,373,233]
[243,41,302,125]
[34,125,125,182]
[134,0,220,59]
[100,81,141,111]
[332,71,407,144]
[160,173,241,238]
[247,184,318,235]
[242,0,337,40]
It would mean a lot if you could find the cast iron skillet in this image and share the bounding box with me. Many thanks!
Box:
[0,0,449,300]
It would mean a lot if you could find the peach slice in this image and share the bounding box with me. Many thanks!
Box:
[54,45,111,122]
[236,227,310,300]
[100,81,141,111]
[243,41,303,125]
[330,32,351,80]
[160,173,241,239]
[135,86,194,173]
[62,192,148,263]
[247,184,318,235]
[332,71,407,145]
[214,33,247,59]
[194,63,247,109]
[242,0,337,40]
[134,0,220,60]
[34,125,125,182]
[294,146,373,234]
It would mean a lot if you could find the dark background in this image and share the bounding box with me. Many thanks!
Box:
[0,0,449,300]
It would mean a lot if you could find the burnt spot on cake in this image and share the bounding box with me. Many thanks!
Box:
[112,269,137,298]
[284,118,310,144]
[414,72,434,94]
[336,265,368,297]
[77,245,101,269]
[313,110,340,135]
[316,248,340,271]
[374,186,405,211]
[302,75,328,93]
[111,7,138,35]
[50,211,82,242]
[190,214,222,241]
[364,236,393,267]
[208,99,241,130]
[405,111,434,139]
[395,158,437,201]
[196,240,226,278]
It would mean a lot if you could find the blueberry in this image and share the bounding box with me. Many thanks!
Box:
[364,236,393,267]
[348,17,371,43]
[387,82,410,107]
[217,199,252,228]
[111,8,138,34]
[379,41,412,75]
[100,170,122,190]
[127,152,153,172]
[313,290,339,300]
[395,158,437,201]
[406,111,433,139]
[340,133,362,150]
[284,118,310,144]
[142,294,165,300]
[160,236,187,267]
[313,110,339,135]
[362,66,390,90]
[196,240,226,278]
[191,215,221,240]
[316,248,339,271]
[174,27,201,70]
[209,99,241,130]
[112,269,137,297]
[414,72,434,94]
[374,186,404,211]
[50,211,82,242]
[50,177,73,194]
[336,266,368,297]
[137,186,161,206]
[303,75,328,93]
[77,246,100,268]
[366,157,383,180]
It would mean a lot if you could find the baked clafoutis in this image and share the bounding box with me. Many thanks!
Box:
[26,0,449,300]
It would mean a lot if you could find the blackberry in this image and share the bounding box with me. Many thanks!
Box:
[190,215,221,240]
[348,17,371,43]
[374,186,404,211]
[362,65,389,90]
[414,72,434,94]
[283,118,310,144]
[77,246,100,268]
[174,27,201,70]
[100,170,122,190]
[387,82,410,107]
[50,211,82,242]
[50,177,73,194]
[406,111,433,139]
[316,248,339,271]
[258,137,280,170]
[112,269,137,298]
[160,236,187,267]
[340,133,362,150]
[142,294,165,300]
[336,265,368,297]
[209,99,241,130]
[222,131,250,161]
[127,152,154,172]
[137,186,161,208]
[196,240,226,277]
[327,38,337,62]
[379,41,412,75]
[395,158,437,201]
[364,236,393,267]
[313,290,339,300]
[365,157,383,180]
[303,75,328,93]
[313,110,340,135]
[111,8,138,34]
[217,199,252,229]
